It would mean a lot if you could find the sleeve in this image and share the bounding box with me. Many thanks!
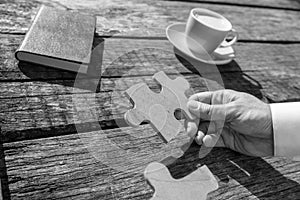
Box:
[270,102,300,159]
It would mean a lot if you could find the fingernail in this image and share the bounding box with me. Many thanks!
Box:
[187,100,199,110]
[203,135,214,147]
[195,131,205,145]
[187,122,197,137]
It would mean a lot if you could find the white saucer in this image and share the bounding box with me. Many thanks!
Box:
[166,23,235,65]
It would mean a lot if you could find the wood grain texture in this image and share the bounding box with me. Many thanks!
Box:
[1,0,300,41]
[1,35,300,81]
[3,130,300,199]
[0,75,208,143]
[1,0,300,199]
[176,0,300,10]
[1,36,300,142]
[0,69,299,143]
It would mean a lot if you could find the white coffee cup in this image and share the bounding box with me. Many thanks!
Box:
[185,8,238,55]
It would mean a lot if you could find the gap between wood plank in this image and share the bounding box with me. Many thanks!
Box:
[2,0,300,41]
[1,36,299,143]
[163,0,300,11]
[1,118,148,143]
[0,70,257,83]
[98,35,300,44]
[2,33,300,44]
[2,95,300,143]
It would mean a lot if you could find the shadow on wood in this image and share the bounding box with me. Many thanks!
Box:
[1,118,130,143]
[0,127,11,200]
[171,49,300,199]
[218,60,265,99]
[167,143,300,199]
[174,52,267,101]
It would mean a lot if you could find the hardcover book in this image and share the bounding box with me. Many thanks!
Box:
[15,5,96,73]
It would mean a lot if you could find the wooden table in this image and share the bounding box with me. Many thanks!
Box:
[1,0,300,199]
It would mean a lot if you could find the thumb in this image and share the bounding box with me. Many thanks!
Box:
[187,100,228,121]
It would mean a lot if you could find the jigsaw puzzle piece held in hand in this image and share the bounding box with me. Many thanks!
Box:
[124,71,195,142]
[144,162,218,200]
[152,71,194,121]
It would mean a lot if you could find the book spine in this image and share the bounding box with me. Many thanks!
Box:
[15,5,45,60]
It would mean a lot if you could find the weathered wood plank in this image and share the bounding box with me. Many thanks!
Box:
[3,129,300,199]
[1,0,300,41]
[1,36,300,142]
[0,74,209,142]
[1,35,300,81]
[177,0,300,10]
[1,69,300,143]
[1,1,299,199]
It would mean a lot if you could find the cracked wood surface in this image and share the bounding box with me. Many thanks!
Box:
[3,130,300,200]
[0,36,300,142]
[177,0,300,10]
[1,0,300,199]
[1,0,300,40]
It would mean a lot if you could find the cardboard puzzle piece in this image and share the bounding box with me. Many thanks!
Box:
[144,162,218,200]
[124,71,194,142]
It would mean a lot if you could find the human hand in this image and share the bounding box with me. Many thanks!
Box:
[185,89,273,157]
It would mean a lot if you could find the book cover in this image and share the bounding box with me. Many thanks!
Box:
[15,5,96,73]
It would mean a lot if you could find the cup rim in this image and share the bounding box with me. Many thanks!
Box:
[190,8,232,32]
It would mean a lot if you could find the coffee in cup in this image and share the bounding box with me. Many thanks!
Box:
[185,8,238,55]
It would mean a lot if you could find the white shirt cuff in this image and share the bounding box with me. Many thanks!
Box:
[270,102,300,159]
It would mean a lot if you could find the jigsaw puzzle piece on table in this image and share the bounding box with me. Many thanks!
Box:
[124,71,195,142]
[144,162,218,200]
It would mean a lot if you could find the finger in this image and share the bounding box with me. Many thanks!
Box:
[195,130,205,145]
[202,133,225,147]
[198,121,216,133]
[185,120,199,138]
[198,121,209,133]
[201,123,225,147]
[195,122,208,145]
[188,91,213,104]
[187,100,227,121]
[195,122,216,145]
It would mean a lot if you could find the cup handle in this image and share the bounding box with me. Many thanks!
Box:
[220,29,238,47]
